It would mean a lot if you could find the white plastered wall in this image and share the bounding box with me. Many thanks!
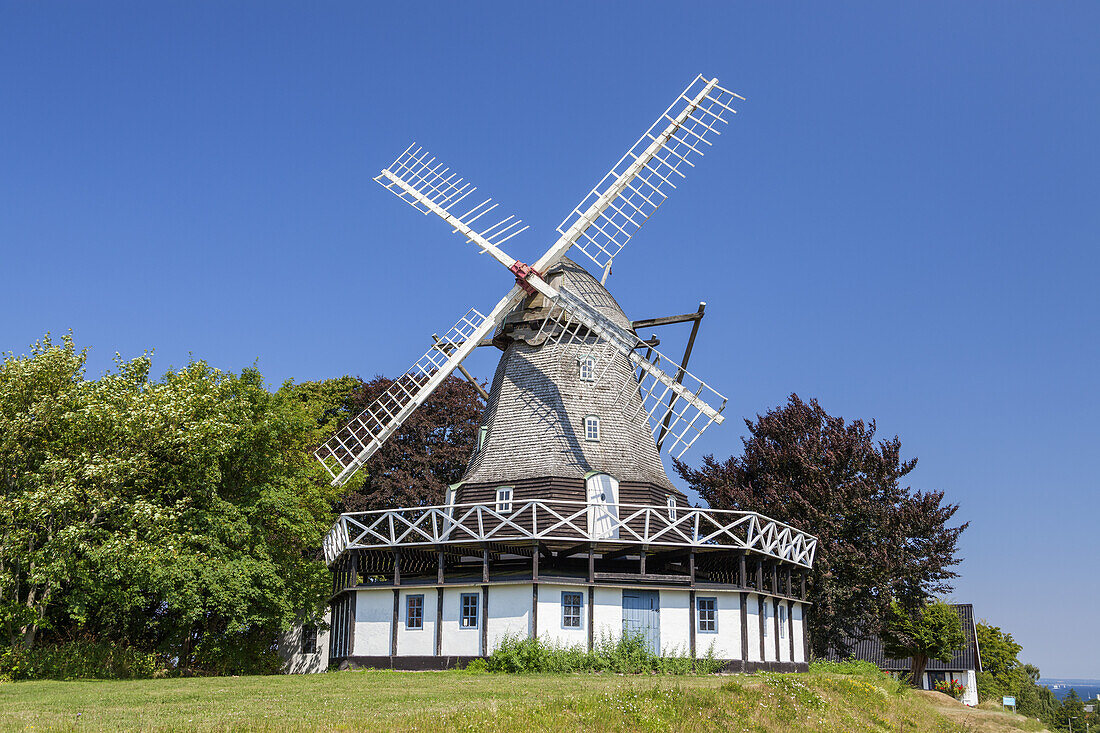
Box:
[592,585,623,645]
[354,589,393,656]
[396,589,437,656]
[660,590,691,656]
[278,608,331,674]
[792,602,806,663]
[536,583,588,648]
[745,593,761,662]
[440,586,482,656]
[762,596,777,662]
[694,590,740,660]
[777,600,790,663]
[489,584,532,652]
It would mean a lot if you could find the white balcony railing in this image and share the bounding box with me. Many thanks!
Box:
[322,499,817,569]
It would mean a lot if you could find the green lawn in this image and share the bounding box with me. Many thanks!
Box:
[0,667,1044,732]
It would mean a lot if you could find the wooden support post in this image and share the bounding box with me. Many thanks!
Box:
[481,585,489,657]
[391,588,399,657]
[532,544,539,582]
[739,552,747,588]
[740,591,749,663]
[656,302,706,451]
[435,587,443,656]
[758,595,766,662]
[774,599,781,662]
[532,583,539,640]
[349,550,358,590]
[688,551,696,587]
[588,545,595,583]
[756,559,763,592]
[689,590,697,659]
[785,567,792,597]
[587,585,595,652]
[393,551,402,587]
[801,571,807,600]
[639,550,647,576]
[771,564,778,597]
[788,601,795,662]
[437,549,445,586]
[482,548,490,584]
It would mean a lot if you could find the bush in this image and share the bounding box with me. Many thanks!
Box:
[462,658,489,674]
[486,632,723,675]
[0,639,163,681]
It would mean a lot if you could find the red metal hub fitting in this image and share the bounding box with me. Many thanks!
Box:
[509,261,541,295]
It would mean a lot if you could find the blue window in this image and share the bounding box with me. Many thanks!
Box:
[698,597,717,633]
[562,592,583,629]
[406,594,424,630]
[460,592,479,629]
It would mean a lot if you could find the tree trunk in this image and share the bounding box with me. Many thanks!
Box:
[910,653,928,688]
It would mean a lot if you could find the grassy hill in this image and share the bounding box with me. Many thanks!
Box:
[1,661,1048,732]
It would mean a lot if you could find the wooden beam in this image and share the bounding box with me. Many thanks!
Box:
[393,551,402,586]
[689,590,697,659]
[435,587,443,656]
[482,549,490,584]
[739,552,748,589]
[532,544,540,581]
[391,589,399,656]
[689,551,696,588]
[555,543,590,559]
[631,308,706,330]
[437,549,445,586]
[587,585,594,652]
[588,545,595,584]
[432,334,489,402]
[740,591,749,663]
[481,585,489,656]
[657,302,706,451]
[601,546,638,563]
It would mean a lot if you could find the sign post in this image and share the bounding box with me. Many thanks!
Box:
[1002,696,1017,713]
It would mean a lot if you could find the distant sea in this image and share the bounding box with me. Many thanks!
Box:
[1040,680,1100,702]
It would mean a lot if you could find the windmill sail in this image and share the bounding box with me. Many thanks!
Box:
[315,307,490,485]
[374,145,529,268]
[535,285,727,458]
[551,75,743,272]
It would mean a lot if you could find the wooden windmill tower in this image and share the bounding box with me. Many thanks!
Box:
[309,76,817,673]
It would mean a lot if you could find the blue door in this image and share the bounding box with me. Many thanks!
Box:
[622,590,660,655]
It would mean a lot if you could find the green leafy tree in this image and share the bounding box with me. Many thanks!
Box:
[975,621,1063,725]
[881,599,964,686]
[1,334,343,674]
[674,394,968,657]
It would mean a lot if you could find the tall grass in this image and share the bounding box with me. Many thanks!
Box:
[485,632,723,674]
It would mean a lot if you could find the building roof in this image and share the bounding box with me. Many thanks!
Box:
[460,258,675,490]
[828,603,982,673]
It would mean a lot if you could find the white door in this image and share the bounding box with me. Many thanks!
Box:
[586,473,619,539]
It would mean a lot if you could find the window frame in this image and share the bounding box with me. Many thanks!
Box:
[584,414,600,442]
[561,591,583,630]
[697,597,718,634]
[301,623,318,654]
[779,602,787,639]
[579,355,596,382]
[666,495,677,521]
[459,592,479,630]
[496,487,513,513]
[406,594,425,631]
[762,599,770,639]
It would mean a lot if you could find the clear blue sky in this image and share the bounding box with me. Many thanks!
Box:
[2,2,1097,677]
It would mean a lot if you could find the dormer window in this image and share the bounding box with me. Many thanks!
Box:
[584,415,600,441]
[579,355,595,382]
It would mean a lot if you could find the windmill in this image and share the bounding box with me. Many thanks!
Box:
[299,75,818,674]
[315,75,740,488]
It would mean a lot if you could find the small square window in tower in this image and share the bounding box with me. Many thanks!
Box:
[666,495,677,521]
[496,487,512,513]
[579,355,596,381]
[584,415,600,441]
